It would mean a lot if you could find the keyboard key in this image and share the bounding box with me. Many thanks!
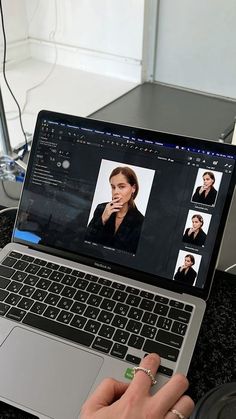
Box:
[61,274,76,286]
[111,315,128,329]
[92,336,112,353]
[154,295,169,304]
[18,297,34,311]
[61,286,76,299]
[24,274,39,286]
[114,303,129,316]
[140,299,155,311]
[113,329,130,344]
[100,298,115,312]
[111,343,128,359]
[72,270,85,278]
[168,308,191,324]
[44,293,60,306]
[126,294,141,306]
[84,306,100,320]
[142,311,157,326]
[84,320,101,334]
[19,285,35,297]
[57,310,73,324]
[141,325,157,339]
[156,329,183,349]
[154,303,169,316]
[23,313,94,347]
[87,282,101,294]
[49,271,64,282]
[59,266,72,274]
[125,354,141,365]
[98,277,112,286]
[143,339,179,362]
[98,310,114,324]
[58,297,73,310]
[74,278,89,290]
[126,286,139,295]
[21,255,34,262]
[140,291,154,300]
[34,258,47,266]
[0,265,15,278]
[74,290,89,303]
[6,307,26,321]
[99,324,115,339]
[71,301,86,315]
[7,281,23,293]
[87,294,102,307]
[0,289,9,301]
[2,256,17,267]
[71,315,87,329]
[30,302,47,315]
[12,271,28,282]
[9,251,22,259]
[0,276,10,289]
[5,293,21,306]
[128,307,143,321]
[156,316,172,330]
[44,306,60,320]
[128,334,144,350]
[37,267,53,278]
[31,289,48,302]
[126,319,142,334]
[112,290,127,302]
[48,282,64,294]
[112,282,125,290]
[37,278,51,290]
[0,302,10,315]
[85,274,98,282]
[99,286,115,298]
[46,262,60,270]
[170,300,184,309]
[25,264,40,275]
[13,260,28,271]
[171,321,188,336]
[185,304,193,312]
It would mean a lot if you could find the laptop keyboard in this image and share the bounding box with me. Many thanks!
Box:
[0,251,193,376]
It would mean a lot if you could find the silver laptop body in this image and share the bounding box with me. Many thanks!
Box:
[0,110,235,418]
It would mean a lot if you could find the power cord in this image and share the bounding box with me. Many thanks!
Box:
[0,0,28,155]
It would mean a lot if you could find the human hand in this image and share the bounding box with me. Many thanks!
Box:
[101,198,123,224]
[80,353,194,419]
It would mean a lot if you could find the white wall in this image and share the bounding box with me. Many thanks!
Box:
[24,0,145,81]
[154,0,236,99]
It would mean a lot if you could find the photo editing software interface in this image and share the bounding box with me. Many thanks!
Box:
[14,116,236,290]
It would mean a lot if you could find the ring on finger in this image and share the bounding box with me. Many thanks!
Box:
[133,366,157,386]
[169,409,185,419]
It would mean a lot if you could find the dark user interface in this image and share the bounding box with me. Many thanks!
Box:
[14,116,235,290]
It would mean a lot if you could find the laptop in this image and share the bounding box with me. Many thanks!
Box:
[0,110,235,418]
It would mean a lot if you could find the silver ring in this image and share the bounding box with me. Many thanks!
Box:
[133,366,157,386]
[170,409,185,419]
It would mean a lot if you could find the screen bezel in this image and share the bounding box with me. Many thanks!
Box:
[13,109,236,301]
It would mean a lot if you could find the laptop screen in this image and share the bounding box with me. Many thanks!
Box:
[13,110,236,299]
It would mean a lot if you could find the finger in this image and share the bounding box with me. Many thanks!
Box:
[151,374,190,415]
[126,353,160,396]
[165,395,195,419]
[82,378,128,414]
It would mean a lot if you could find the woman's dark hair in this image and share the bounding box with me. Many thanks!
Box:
[185,254,195,265]
[203,171,215,185]
[192,214,204,227]
[109,166,139,207]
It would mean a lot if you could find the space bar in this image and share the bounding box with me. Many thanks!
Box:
[22,313,94,347]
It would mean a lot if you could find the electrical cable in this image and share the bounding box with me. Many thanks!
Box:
[5,0,58,122]
[0,0,28,153]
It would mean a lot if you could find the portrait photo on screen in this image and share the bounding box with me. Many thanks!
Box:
[84,159,155,255]
[191,169,222,207]
[173,250,202,287]
[182,210,212,247]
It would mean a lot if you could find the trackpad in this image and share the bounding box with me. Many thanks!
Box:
[0,327,103,419]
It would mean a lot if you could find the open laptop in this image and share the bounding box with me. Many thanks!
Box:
[0,110,235,418]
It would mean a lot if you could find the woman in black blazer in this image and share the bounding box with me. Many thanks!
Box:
[182,214,207,246]
[85,166,144,254]
[192,171,217,206]
[174,254,197,286]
